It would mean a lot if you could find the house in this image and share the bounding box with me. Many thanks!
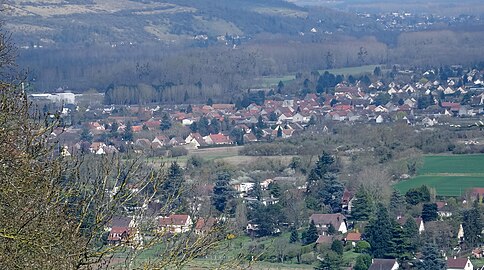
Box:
[185,133,206,149]
[233,182,255,193]
[341,189,353,213]
[368,258,399,270]
[152,135,169,147]
[309,213,347,235]
[436,201,453,217]
[205,133,232,145]
[195,217,217,235]
[158,214,193,234]
[108,227,130,245]
[107,216,133,245]
[89,142,106,155]
[446,257,473,270]
[345,232,362,247]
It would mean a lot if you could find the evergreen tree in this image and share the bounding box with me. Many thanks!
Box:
[387,220,408,260]
[290,226,299,243]
[80,127,93,143]
[184,90,189,102]
[365,204,393,258]
[402,217,419,255]
[277,80,284,94]
[198,117,210,136]
[327,223,336,235]
[248,181,262,201]
[389,190,406,218]
[160,113,172,131]
[415,243,446,270]
[277,126,283,138]
[306,152,343,212]
[354,254,372,270]
[212,172,235,213]
[123,121,133,141]
[110,121,119,138]
[331,240,344,255]
[305,220,319,244]
[462,207,482,247]
[186,104,193,113]
[269,182,281,198]
[159,162,184,212]
[421,203,438,222]
[207,98,213,106]
[189,121,198,132]
[315,251,342,270]
[257,115,266,129]
[209,117,221,134]
[405,185,431,205]
[352,186,373,221]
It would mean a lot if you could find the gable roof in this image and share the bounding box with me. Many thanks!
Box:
[447,257,470,269]
[159,214,191,226]
[346,232,361,241]
[209,133,232,144]
[368,258,397,270]
[310,213,346,228]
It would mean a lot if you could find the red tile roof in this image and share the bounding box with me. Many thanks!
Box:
[447,257,469,269]
[159,214,190,226]
[346,232,361,242]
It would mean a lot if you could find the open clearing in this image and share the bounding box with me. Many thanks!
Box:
[256,65,383,87]
[394,154,484,197]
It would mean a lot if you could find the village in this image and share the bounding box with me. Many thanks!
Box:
[32,65,484,157]
[26,65,484,269]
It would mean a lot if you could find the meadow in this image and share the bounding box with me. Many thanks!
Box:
[394,154,484,197]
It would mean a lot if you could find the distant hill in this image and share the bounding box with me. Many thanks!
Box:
[4,0,364,48]
[288,0,484,16]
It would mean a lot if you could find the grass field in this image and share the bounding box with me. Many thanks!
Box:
[256,65,383,87]
[394,154,484,197]
[318,65,382,77]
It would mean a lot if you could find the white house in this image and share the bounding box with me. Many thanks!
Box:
[446,257,473,270]
[309,213,347,235]
[158,214,193,234]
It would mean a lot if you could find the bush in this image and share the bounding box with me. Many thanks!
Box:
[354,240,371,253]
[170,147,188,157]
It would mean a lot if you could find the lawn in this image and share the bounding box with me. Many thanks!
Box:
[393,154,484,197]
[255,65,383,88]
[394,175,484,197]
[318,65,383,77]
[417,155,484,174]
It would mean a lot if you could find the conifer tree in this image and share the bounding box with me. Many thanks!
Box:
[365,204,393,258]
[416,243,446,270]
[289,226,299,243]
[305,220,319,244]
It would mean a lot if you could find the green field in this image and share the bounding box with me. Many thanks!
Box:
[394,155,484,197]
[318,65,382,77]
[256,65,382,87]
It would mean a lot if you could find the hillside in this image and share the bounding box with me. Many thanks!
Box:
[4,0,363,48]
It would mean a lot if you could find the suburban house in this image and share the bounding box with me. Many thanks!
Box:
[195,217,217,235]
[368,258,399,270]
[107,216,134,245]
[436,201,453,217]
[185,133,207,149]
[204,133,233,145]
[158,214,193,234]
[344,232,362,247]
[309,213,347,235]
[446,257,473,270]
